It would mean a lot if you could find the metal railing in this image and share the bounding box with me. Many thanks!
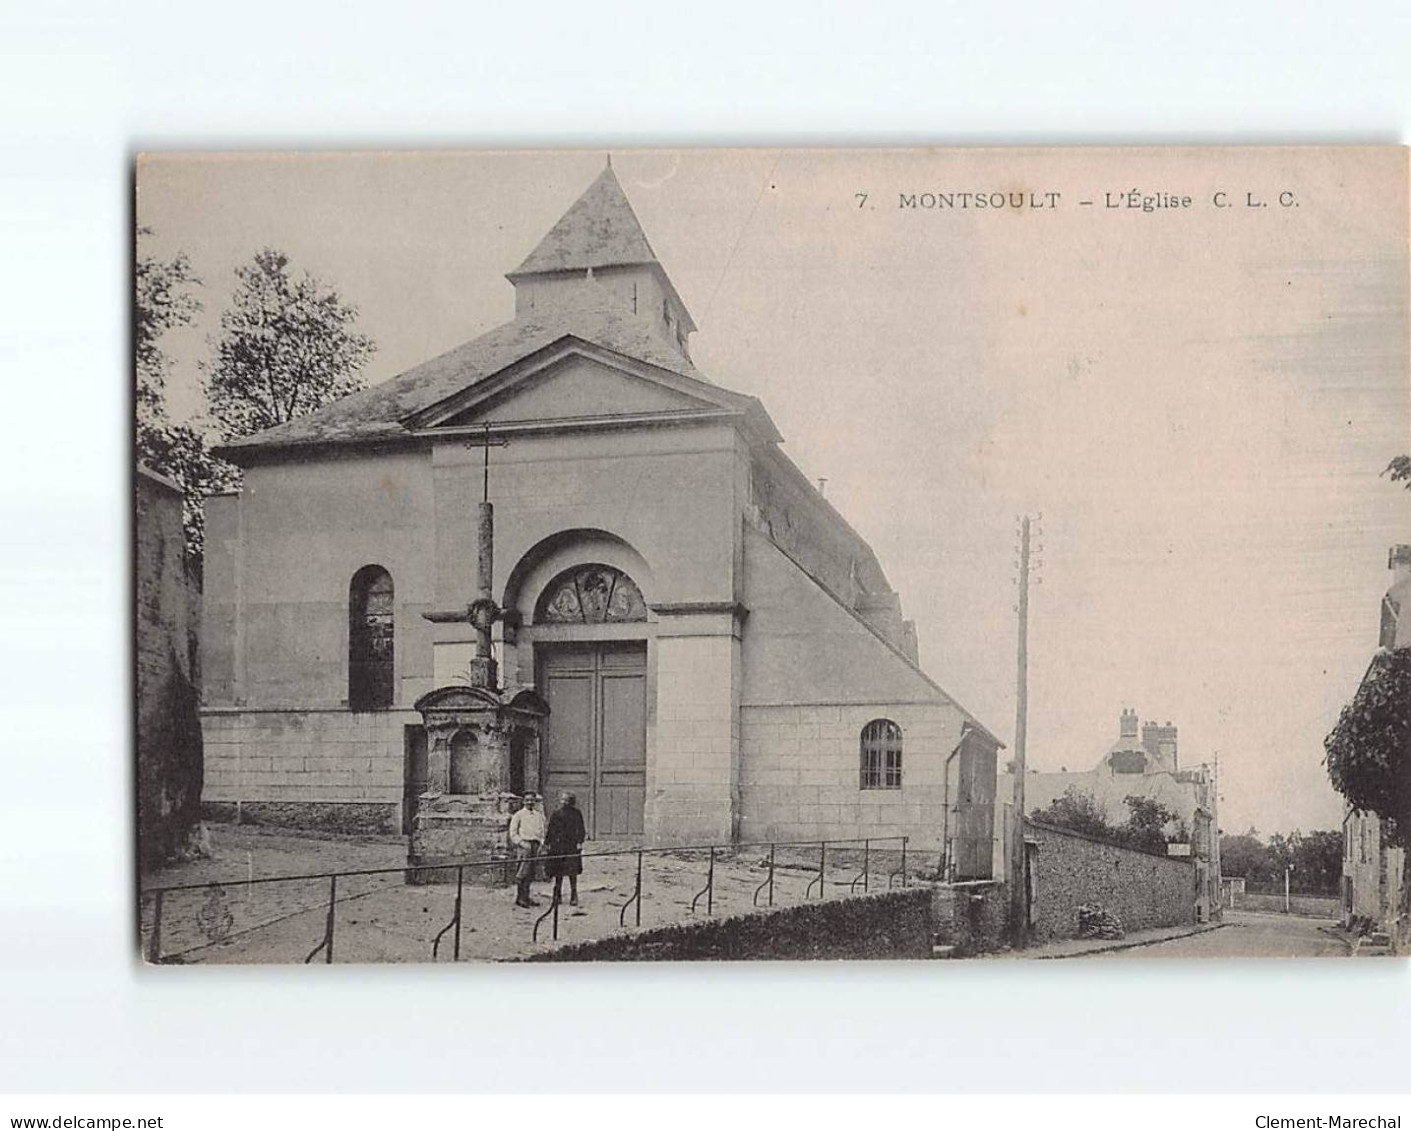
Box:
[139,835,909,964]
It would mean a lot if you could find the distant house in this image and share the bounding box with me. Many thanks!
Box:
[1024,709,1219,921]
[1343,808,1404,936]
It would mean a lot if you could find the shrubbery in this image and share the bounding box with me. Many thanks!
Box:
[1028,788,1184,856]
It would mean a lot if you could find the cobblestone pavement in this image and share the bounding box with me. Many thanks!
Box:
[139,825,911,964]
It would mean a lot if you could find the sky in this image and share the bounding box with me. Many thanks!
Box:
[136,147,1410,837]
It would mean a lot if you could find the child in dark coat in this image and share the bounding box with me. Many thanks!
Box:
[545,792,587,906]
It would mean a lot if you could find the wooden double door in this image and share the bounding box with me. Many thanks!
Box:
[539,642,647,839]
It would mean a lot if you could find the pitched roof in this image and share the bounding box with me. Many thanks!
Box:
[508,165,659,278]
[215,307,747,457]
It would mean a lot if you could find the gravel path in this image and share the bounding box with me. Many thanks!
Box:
[140,826,907,964]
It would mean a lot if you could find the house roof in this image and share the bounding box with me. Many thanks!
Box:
[508,164,659,278]
[216,306,744,458]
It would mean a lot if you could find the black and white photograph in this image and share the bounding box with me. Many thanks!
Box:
[135,147,1409,965]
[4,1,1411,1116]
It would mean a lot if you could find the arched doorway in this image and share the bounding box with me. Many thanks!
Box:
[534,564,648,839]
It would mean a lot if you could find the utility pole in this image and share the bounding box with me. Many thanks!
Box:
[1211,749,1223,916]
[1009,515,1032,947]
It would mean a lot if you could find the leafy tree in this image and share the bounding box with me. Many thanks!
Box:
[138,422,239,566]
[134,229,237,568]
[1219,828,1269,882]
[1290,830,1344,894]
[135,226,201,429]
[1385,455,1411,489]
[1219,827,1347,892]
[1029,787,1116,840]
[1032,789,1193,855]
[1324,648,1411,847]
[1121,796,1181,855]
[204,248,376,437]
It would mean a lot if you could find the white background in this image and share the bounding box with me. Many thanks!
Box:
[1,0,1409,1096]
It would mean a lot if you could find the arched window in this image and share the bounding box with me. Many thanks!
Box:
[349,565,394,711]
[860,719,903,790]
[535,564,647,624]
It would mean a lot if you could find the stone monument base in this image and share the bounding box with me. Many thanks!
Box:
[406,792,517,885]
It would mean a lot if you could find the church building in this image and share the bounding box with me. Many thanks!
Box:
[200,163,1002,855]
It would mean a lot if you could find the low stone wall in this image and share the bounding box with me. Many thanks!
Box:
[931,881,1009,955]
[201,799,400,835]
[525,887,934,962]
[1235,891,1341,919]
[1028,820,1196,940]
[201,707,416,832]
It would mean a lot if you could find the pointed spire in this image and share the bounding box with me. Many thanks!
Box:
[508,163,659,279]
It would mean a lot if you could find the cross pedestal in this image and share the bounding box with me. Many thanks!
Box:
[406,685,548,885]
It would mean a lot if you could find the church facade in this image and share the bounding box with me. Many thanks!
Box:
[200,165,1001,854]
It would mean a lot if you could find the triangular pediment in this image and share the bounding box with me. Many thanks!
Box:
[408,339,745,432]
[467,354,714,425]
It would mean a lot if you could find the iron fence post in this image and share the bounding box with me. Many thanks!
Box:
[147,889,164,964]
[691,847,717,915]
[621,850,644,928]
[902,837,908,888]
[852,839,870,894]
[453,866,464,961]
[534,887,561,943]
[753,844,776,908]
[325,875,337,963]
[809,841,827,899]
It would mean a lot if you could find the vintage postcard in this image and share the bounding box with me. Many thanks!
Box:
[134,147,1409,963]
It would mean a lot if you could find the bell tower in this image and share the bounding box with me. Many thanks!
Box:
[505,160,697,357]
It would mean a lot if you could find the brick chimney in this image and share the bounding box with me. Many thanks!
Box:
[1381,544,1411,649]
[1142,719,1179,771]
[1391,544,1411,582]
[1119,707,1138,740]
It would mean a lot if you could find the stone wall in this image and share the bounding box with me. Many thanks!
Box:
[136,467,205,868]
[201,707,416,833]
[201,799,401,835]
[931,881,1009,956]
[525,887,934,961]
[1235,891,1342,919]
[1028,820,1197,940]
[739,702,962,851]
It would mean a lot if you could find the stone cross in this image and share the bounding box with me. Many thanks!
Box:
[464,423,508,690]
